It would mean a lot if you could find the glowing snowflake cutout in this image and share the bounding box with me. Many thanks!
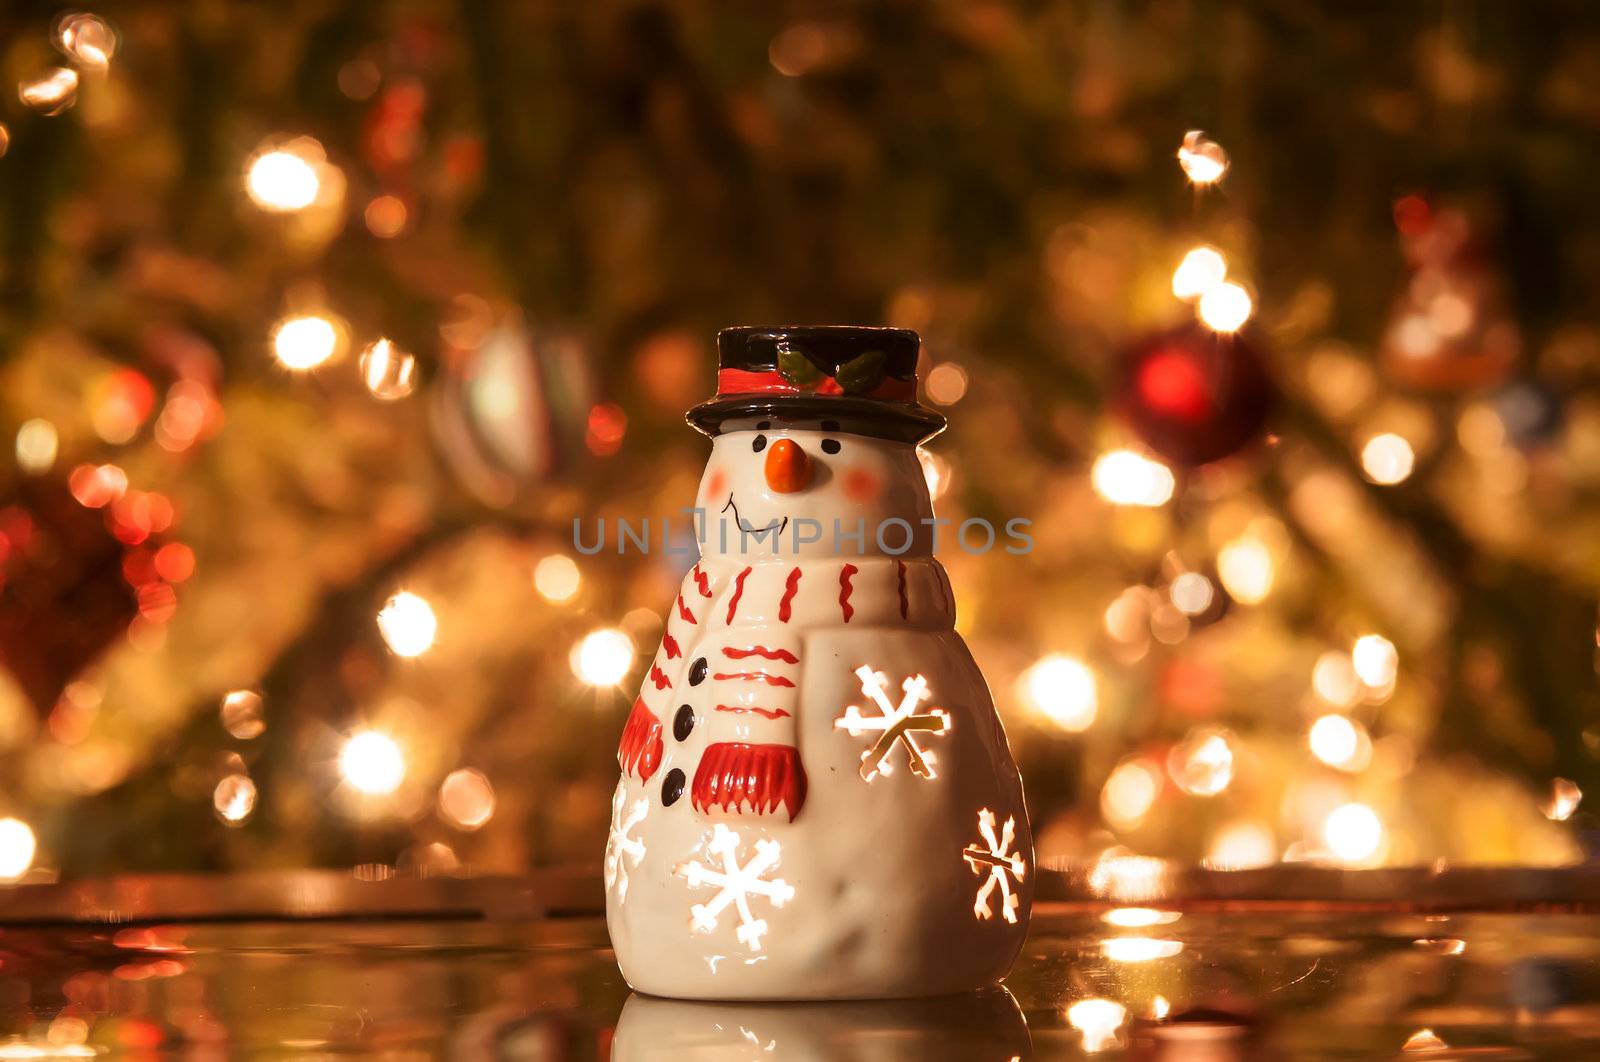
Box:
[964,807,1026,924]
[677,823,796,952]
[605,784,648,901]
[835,666,951,781]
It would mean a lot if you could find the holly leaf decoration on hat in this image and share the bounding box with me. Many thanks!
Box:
[777,345,825,389]
[836,350,886,394]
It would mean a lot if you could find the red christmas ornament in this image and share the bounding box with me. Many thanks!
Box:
[1115,324,1274,466]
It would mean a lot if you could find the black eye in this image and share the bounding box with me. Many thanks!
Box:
[752,434,767,453]
[821,439,841,455]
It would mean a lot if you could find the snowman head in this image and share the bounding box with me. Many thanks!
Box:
[688,327,946,561]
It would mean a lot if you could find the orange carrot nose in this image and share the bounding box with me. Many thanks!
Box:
[764,438,811,493]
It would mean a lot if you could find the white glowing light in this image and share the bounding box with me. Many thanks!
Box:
[1102,907,1180,928]
[1171,729,1234,797]
[1169,572,1215,616]
[0,818,37,881]
[572,627,635,686]
[1323,802,1383,864]
[14,419,58,474]
[1217,535,1274,605]
[1402,1028,1450,1052]
[1088,849,1167,901]
[1101,760,1160,828]
[57,13,118,69]
[1019,654,1097,733]
[18,67,79,115]
[963,807,1026,923]
[377,591,437,657]
[1312,651,1362,708]
[1543,778,1582,822]
[605,783,648,901]
[533,554,581,603]
[1351,634,1398,689]
[437,768,496,830]
[1102,937,1183,963]
[836,667,950,781]
[339,730,406,795]
[1092,450,1175,507]
[1198,281,1253,333]
[213,774,256,824]
[679,823,796,952]
[1177,130,1229,185]
[1171,246,1228,300]
[271,315,339,370]
[1309,714,1365,769]
[1361,432,1416,485]
[1067,998,1127,1054]
[246,146,323,212]
[359,338,417,400]
[1206,821,1278,869]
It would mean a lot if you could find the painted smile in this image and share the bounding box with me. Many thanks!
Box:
[722,493,789,538]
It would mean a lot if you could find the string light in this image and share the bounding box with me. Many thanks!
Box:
[1018,654,1097,732]
[437,768,496,830]
[1092,450,1175,507]
[359,338,417,400]
[1361,432,1416,485]
[246,139,325,212]
[1197,281,1253,333]
[1216,534,1274,604]
[533,554,582,603]
[14,419,58,473]
[18,67,79,115]
[1351,634,1398,688]
[338,730,406,795]
[1177,129,1229,185]
[271,315,339,370]
[0,818,37,881]
[1323,802,1383,864]
[572,628,634,686]
[377,591,437,658]
[212,774,256,824]
[1171,246,1227,300]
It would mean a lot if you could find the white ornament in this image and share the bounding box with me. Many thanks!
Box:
[963,808,1026,924]
[677,823,796,952]
[606,785,649,901]
[835,666,951,781]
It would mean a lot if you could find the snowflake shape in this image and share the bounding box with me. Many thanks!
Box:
[834,665,951,781]
[677,823,795,952]
[605,783,648,901]
[963,807,1026,924]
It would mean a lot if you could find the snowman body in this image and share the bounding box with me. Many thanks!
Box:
[606,417,1033,1001]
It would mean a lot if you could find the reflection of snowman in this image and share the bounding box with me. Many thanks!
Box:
[607,327,1033,1000]
[611,988,1032,1060]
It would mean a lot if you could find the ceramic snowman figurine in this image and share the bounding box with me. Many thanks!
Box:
[606,326,1033,1000]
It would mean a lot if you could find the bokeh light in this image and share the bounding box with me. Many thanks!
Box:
[246,141,324,212]
[438,768,496,830]
[1352,634,1398,688]
[15,419,58,474]
[1543,777,1582,822]
[1019,654,1097,732]
[1206,821,1277,869]
[1216,535,1275,604]
[1067,998,1127,1053]
[1102,759,1160,827]
[1323,802,1383,864]
[219,689,265,740]
[0,818,38,881]
[1197,281,1253,332]
[1177,129,1229,184]
[533,554,582,603]
[571,628,634,686]
[1312,651,1363,708]
[360,338,418,400]
[1309,713,1360,768]
[19,67,79,115]
[213,774,256,824]
[1361,432,1416,485]
[271,315,339,370]
[1171,246,1227,300]
[339,731,406,795]
[1169,572,1214,615]
[1092,450,1175,507]
[925,362,969,405]
[1169,728,1234,796]
[377,591,437,658]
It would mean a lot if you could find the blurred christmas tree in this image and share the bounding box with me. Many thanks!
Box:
[1,0,1597,880]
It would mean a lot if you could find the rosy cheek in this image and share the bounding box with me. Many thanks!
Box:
[842,467,882,503]
[704,468,728,502]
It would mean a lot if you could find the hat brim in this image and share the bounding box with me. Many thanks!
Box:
[686,395,946,444]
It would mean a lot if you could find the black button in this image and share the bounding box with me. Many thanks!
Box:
[661,768,686,806]
[689,657,708,685]
[673,704,695,741]
[821,439,841,454]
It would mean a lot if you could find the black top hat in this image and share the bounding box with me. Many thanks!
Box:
[686,326,946,443]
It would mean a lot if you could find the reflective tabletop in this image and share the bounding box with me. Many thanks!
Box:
[4,868,1600,1058]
